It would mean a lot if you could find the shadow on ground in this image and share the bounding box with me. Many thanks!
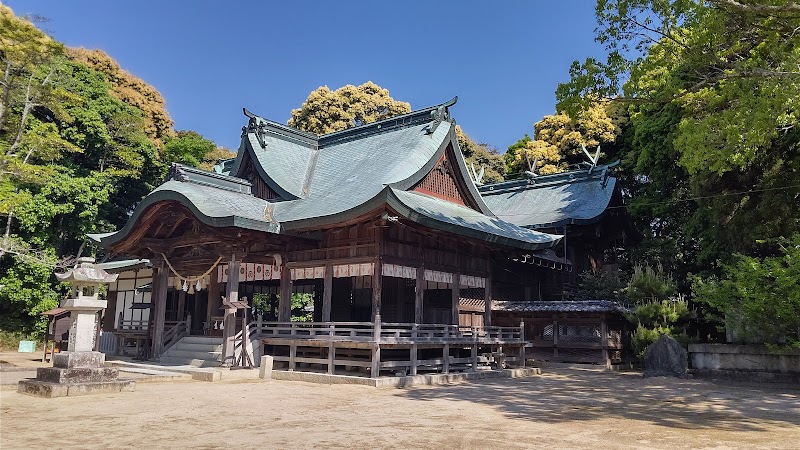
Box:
[399,368,800,432]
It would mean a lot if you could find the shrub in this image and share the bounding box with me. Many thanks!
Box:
[693,234,800,346]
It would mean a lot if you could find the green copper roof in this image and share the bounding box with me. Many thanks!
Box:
[479,164,618,229]
[388,189,560,250]
[95,99,562,251]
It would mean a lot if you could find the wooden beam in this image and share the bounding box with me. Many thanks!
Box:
[141,234,223,253]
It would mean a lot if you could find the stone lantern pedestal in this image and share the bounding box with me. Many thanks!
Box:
[19,258,135,398]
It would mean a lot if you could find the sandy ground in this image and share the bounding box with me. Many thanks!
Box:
[1,368,798,450]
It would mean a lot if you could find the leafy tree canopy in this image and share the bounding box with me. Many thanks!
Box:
[288,81,411,135]
[454,125,506,184]
[506,101,627,176]
[0,6,228,334]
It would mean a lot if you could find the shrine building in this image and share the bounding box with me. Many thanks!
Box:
[90,97,626,375]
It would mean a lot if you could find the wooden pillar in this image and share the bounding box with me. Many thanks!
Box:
[278,261,292,322]
[177,291,186,321]
[322,263,333,322]
[483,273,493,327]
[471,330,479,372]
[415,266,424,324]
[289,343,297,371]
[552,318,559,358]
[372,259,382,321]
[221,258,240,366]
[371,314,381,378]
[600,318,609,367]
[150,265,168,359]
[519,320,526,368]
[93,309,104,352]
[451,272,460,325]
[206,266,219,334]
[372,227,383,321]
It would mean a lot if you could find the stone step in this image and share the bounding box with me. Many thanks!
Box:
[161,350,221,361]
[180,336,223,345]
[171,342,223,352]
[156,356,220,368]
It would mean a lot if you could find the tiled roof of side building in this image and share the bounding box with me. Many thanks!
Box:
[479,163,619,229]
[493,300,633,314]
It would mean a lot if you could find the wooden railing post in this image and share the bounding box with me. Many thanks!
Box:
[600,320,609,367]
[443,325,450,374]
[371,314,381,378]
[519,320,526,368]
[186,313,192,336]
[410,323,418,376]
[328,323,335,375]
[471,326,479,372]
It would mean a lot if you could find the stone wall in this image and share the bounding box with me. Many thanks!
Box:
[689,344,800,383]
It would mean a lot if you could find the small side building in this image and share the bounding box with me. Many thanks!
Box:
[493,300,631,366]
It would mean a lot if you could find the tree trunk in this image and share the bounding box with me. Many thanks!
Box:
[0,209,13,259]
[7,73,34,156]
[0,60,12,131]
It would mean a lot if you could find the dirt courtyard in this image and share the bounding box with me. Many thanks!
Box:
[1,368,798,449]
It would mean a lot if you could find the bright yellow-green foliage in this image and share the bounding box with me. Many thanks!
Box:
[68,48,175,148]
[289,82,411,135]
[507,101,626,176]
[454,126,506,184]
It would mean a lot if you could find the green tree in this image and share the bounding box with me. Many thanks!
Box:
[454,126,506,184]
[626,264,692,357]
[556,0,800,298]
[0,6,225,335]
[163,130,217,168]
[694,234,800,346]
[288,81,410,135]
[67,47,175,147]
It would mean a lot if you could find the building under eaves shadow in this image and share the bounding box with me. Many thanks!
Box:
[89,97,624,376]
[477,161,633,365]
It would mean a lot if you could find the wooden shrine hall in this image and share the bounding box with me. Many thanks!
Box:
[90,97,566,376]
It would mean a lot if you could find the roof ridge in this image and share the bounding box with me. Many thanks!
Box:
[318,96,458,144]
[241,98,458,149]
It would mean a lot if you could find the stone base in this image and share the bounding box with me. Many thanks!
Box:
[18,350,134,398]
[18,379,135,398]
[53,351,105,369]
[36,367,119,384]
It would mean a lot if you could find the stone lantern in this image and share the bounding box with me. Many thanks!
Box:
[56,257,118,352]
[18,257,135,398]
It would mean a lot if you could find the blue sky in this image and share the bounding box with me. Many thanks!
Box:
[7,1,605,153]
